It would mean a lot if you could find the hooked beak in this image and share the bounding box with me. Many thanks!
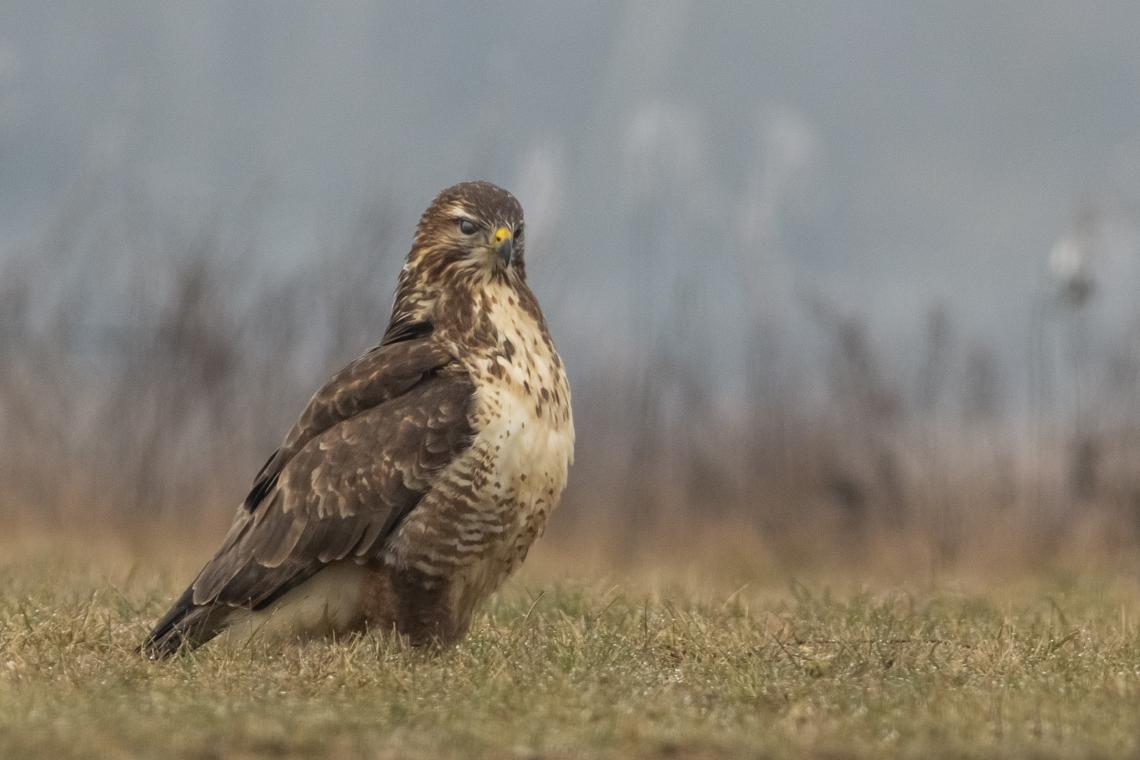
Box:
[493,226,514,266]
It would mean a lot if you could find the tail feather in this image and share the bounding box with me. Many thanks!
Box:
[139,587,230,659]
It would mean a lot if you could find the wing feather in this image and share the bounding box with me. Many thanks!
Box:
[242,328,450,513]
[194,371,473,609]
[141,332,474,657]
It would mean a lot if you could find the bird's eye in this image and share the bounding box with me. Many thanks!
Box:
[513,224,524,241]
[458,219,478,235]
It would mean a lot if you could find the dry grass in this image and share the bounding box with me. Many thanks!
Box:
[1,532,1139,759]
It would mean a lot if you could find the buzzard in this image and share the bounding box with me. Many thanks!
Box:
[141,181,574,657]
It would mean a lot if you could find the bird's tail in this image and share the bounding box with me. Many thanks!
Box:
[139,586,231,659]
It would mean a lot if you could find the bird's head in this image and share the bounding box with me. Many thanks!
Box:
[387,181,535,342]
[408,180,526,280]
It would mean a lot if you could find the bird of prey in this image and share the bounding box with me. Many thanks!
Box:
[141,181,574,657]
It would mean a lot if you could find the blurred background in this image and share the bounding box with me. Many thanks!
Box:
[3,2,1140,574]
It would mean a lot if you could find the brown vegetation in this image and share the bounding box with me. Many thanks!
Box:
[3,193,1140,576]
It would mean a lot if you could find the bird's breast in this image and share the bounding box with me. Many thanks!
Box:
[474,378,573,508]
[469,288,574,512]
[384,286,573,590]
[456,287,575,567]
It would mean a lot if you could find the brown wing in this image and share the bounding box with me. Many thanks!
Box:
[243,328,452,512]
[141,332,474,656]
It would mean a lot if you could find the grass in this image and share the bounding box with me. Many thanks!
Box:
[1,536,1139,759]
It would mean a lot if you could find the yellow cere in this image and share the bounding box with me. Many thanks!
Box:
[494,227,511,244]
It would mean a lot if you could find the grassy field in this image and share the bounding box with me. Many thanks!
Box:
[1,534,1139,759]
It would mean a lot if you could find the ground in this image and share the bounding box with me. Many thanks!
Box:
[1,535,1139,759]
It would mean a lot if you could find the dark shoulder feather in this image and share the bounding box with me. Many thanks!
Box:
[243,326,448,512]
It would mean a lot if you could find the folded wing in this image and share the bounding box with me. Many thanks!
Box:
[141,331,474,657]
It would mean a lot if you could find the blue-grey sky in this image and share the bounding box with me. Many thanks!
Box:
[3,1,1140,381]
